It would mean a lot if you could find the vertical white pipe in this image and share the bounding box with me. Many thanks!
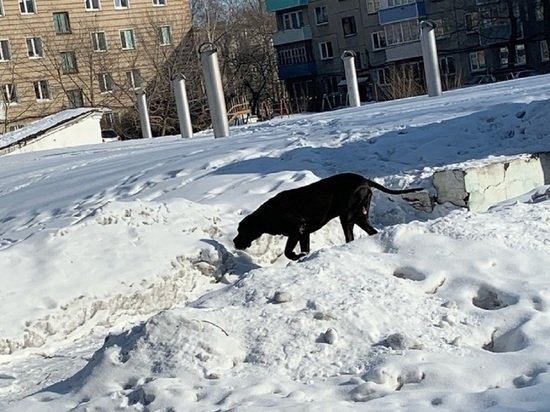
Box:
[420,20,442,97]
[136,90,152,138]
[200,44,229,138]
[172,74,193,138]
[341,51,361,107]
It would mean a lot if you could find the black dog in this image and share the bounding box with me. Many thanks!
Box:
[233,173,423,260]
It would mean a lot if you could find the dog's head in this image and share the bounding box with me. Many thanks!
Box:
[233,214,262,250]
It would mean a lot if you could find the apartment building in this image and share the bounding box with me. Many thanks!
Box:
[0,0,192,133]
[266,0,550,109]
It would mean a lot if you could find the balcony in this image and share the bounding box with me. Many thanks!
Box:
[272,26,312,46]
[385,41,422,62]
[278,61,317,80]
[378,2,426,25]
[266,0,308,12]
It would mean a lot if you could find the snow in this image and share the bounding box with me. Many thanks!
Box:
[1,75,550,411]
[0,108,100,150]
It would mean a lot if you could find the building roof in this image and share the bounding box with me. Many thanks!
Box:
[0,108,105,152]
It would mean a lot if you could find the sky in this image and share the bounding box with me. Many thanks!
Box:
[0,75,549,411]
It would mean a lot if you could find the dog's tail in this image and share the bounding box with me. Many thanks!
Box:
[367,179,423,195]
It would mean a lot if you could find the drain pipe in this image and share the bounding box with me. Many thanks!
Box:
[172,74,193,138]
[136,89,152,138]
[341,51,361,107]
[199,43,229,138]
[420,20,442,97]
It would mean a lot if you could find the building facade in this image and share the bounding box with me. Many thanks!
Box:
[0,0,192,133]
[266,0,550,109]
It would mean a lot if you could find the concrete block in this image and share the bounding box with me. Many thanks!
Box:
[433,152,549,212]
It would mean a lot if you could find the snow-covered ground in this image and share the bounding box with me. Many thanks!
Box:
[1,76,550,411]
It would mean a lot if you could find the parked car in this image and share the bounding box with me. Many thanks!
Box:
[493,68,542,82]
[101,129,120,142]
[463,74,497,87]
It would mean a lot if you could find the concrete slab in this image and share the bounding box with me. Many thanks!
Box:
[433,152,550,212]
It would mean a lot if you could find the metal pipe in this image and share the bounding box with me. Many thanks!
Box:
[172,74,193,138]
[341,51,361,107]
[136,89,152,138]
[199,43,229,138]
[420,20,442,97]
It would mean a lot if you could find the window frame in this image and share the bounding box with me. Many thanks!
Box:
[342,16,357,37]
[66,88,84,108]
[60,51,78,74]
[19,0,36,14]
[372,31,386,50]
[0,1,5,17]
[114,0,129,9]
[119,28,136,50]
[34,80,51,101]
[153,0,166,5]
[2,83,18,104]
[469,50,486,72]
[314,6,328,25]
[319,41,334,60]
[98,72,114,93]
[91,31,108,52]
[26,36,43,59]
[282,10,304,30]
[0,39,11,61]
[158,25,172,46]
[53,12,72,34]
[85,0,101,11]
[541,40,549,62]
[126,68,142,89]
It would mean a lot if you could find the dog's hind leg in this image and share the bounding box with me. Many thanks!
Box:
[339,215,355,242]
[299,233,310,254]
[354,191,378,236]
[284,235,305,260]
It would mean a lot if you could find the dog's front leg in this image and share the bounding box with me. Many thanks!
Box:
[284,235,305,260]
[299,233,310,255]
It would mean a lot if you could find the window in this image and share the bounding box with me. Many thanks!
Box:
[26,37,43,58]
[536,0,544,21]
[19,0,35,14]
[515,44,526,65]
[480,7,500,28]
[60,51,78,74]
[98,72,114,92]
[541,40,549,62]
[469,50,486,71]
[342,16,357,37]
[372,31,386,50]
[153,0,166,5]
[278,47,307,65]
[440,56,456,74]
[103,110,120,127]
[385,0,415,8]
[0,39,11,61]
[0,1,4,17]
[120,29,136,49]
[500,44,526,66]
[91,31,107,51]
[385,20,419,46]
[53,12,71,34]
[158,25,172,46]
[126,68,142,89]
[465,12,479,33]
[282,11,303,30]
[319,41,333,60]
[433,19,448,38]
[376,68,390,85]
[367,0,380,13]
[2,84,17,104]
[114,0,129,9]
[34,80,50,100]
[85,0,101,10]
[315,6,328,25]
[66,89,84,108]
